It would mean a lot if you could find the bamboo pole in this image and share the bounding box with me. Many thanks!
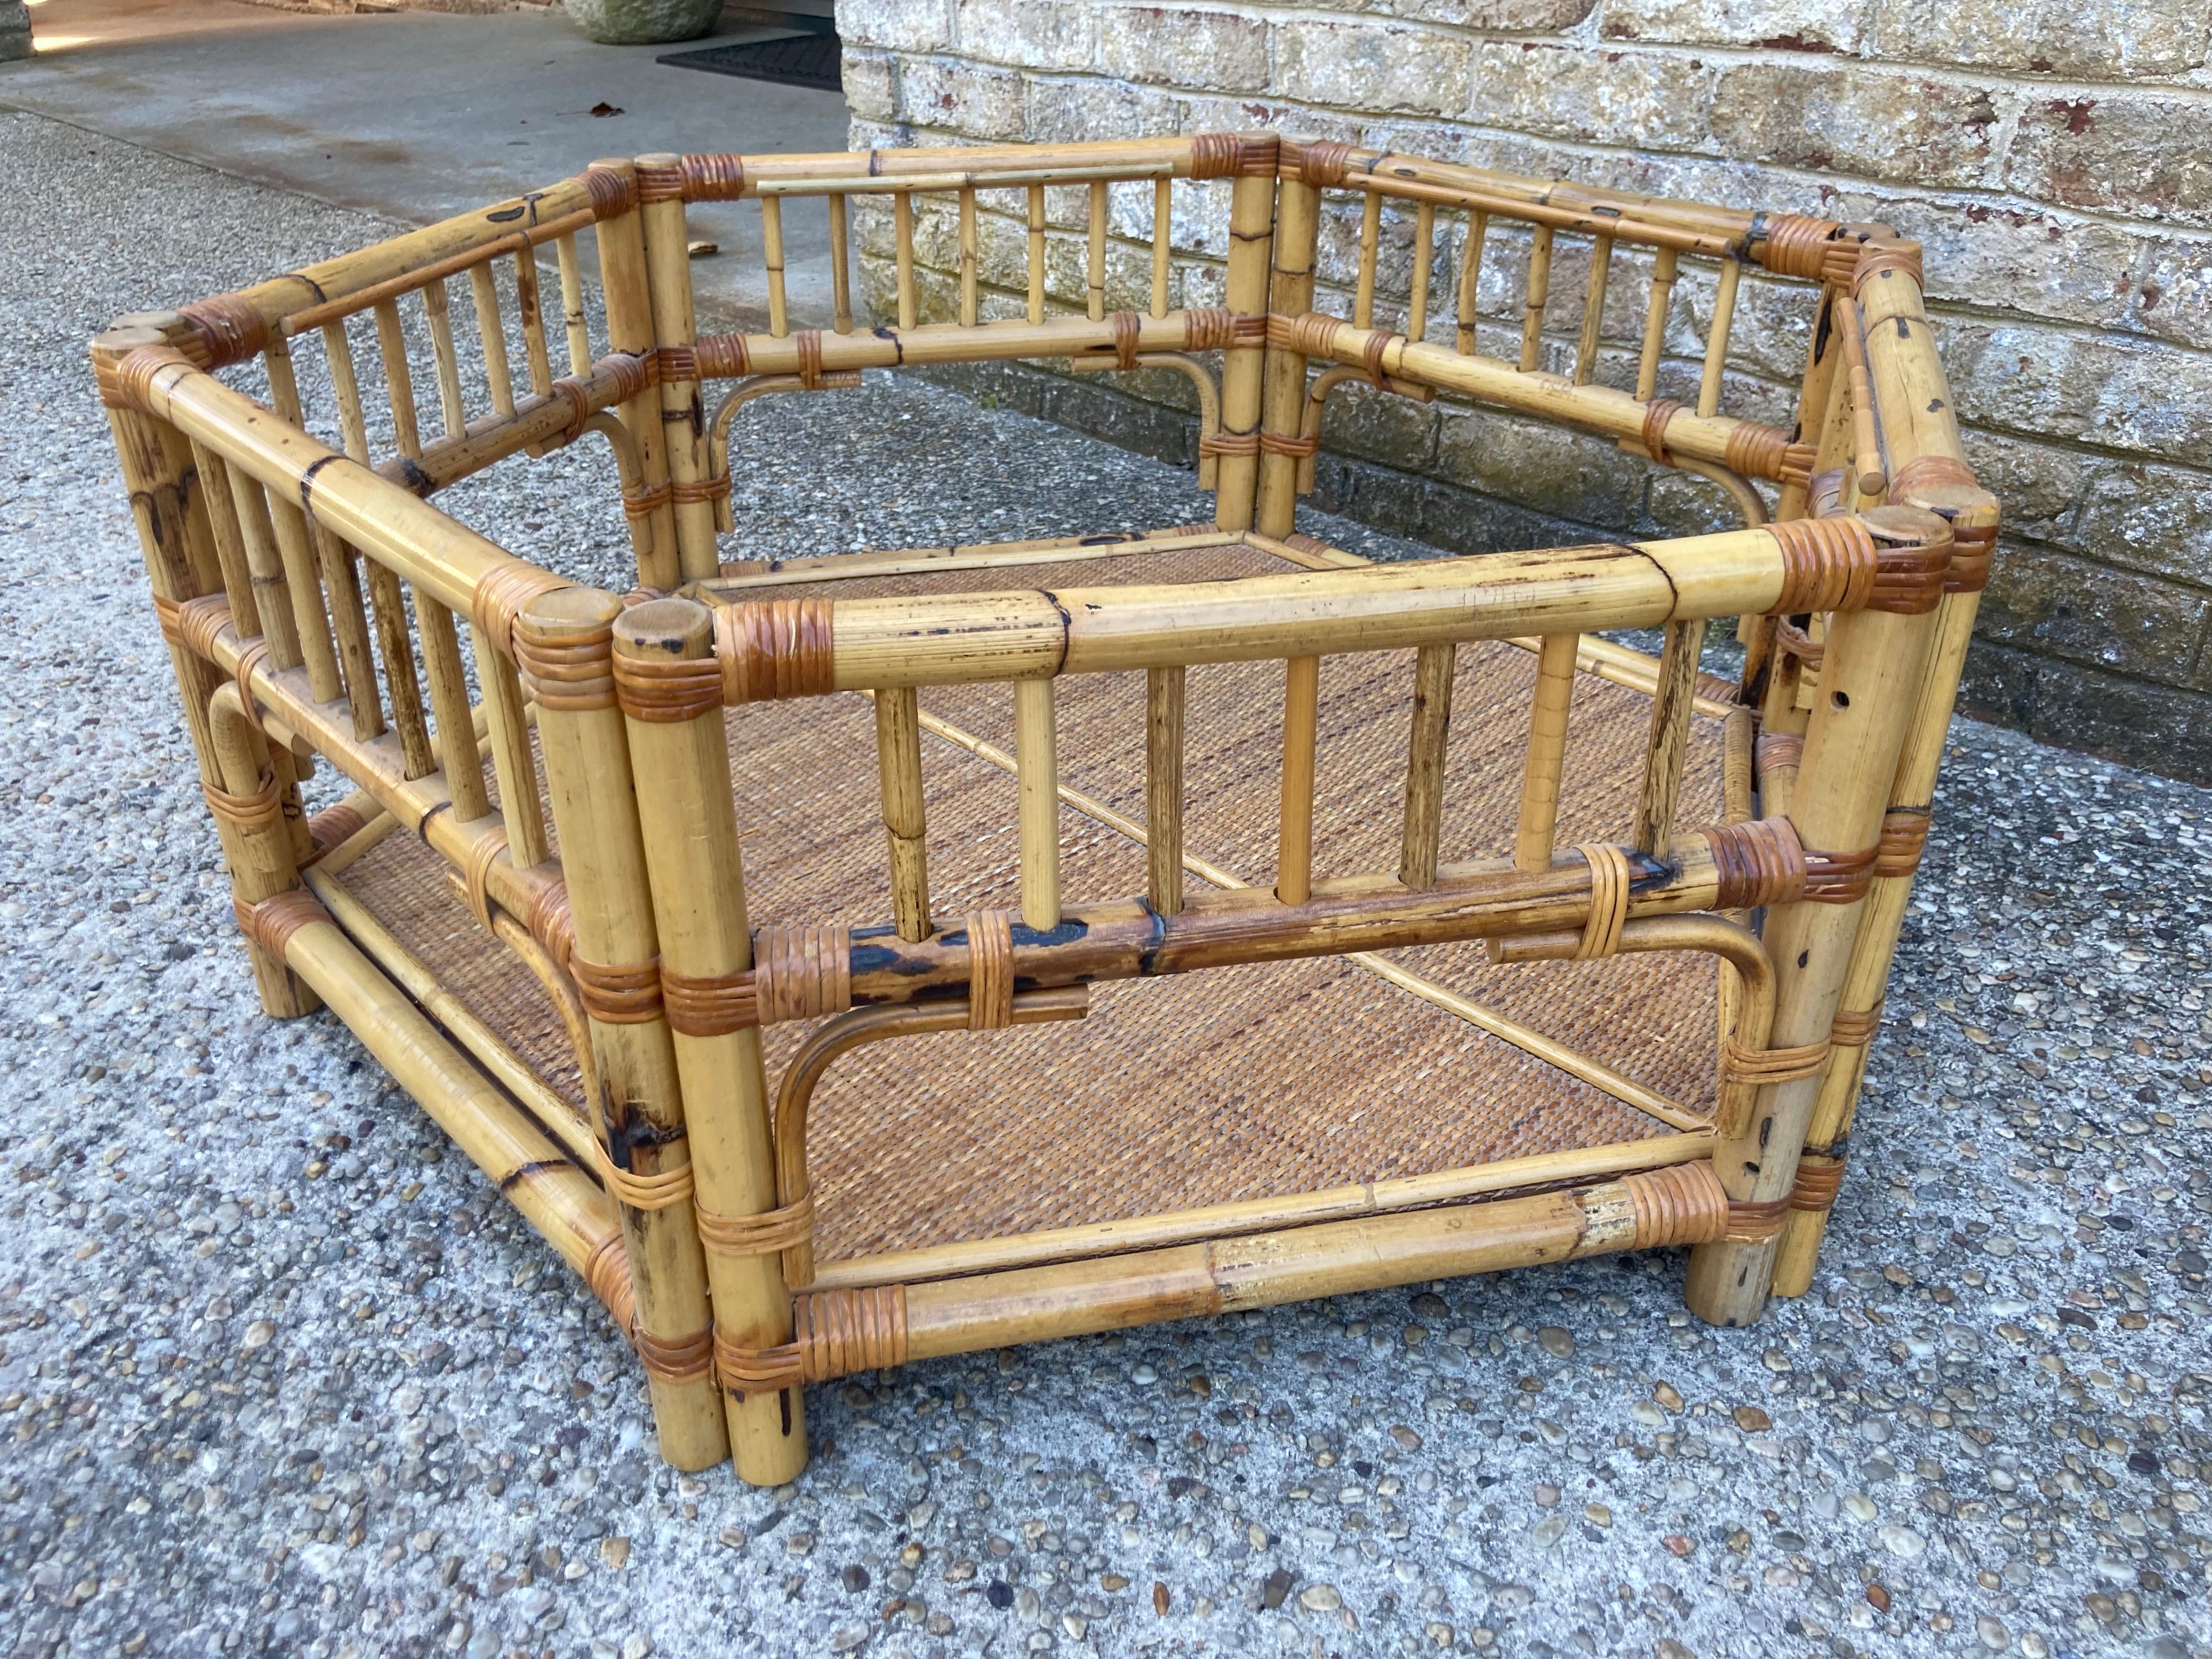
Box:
[1684,505,1952,1326]
[1520,225,1553,372]
[1354,190,1382,330]
[591,161,677,590]
[1636,247,1677,403]
[467,261,517,418]
[422,278,467,440]
[637,156,719,583]
[1409,201,1437,341]
[1256,168,1321,541]
[514,251,554,398]
[475,633,549,867]
[1697,256,1741,419]
[616,598,805,1487]
[1514,632,1579,872]
[1025,184,1046,325]
[366,563,435,778]
[1015,675,1062,931]
[1145,665,1185,917]
[895,191,918,331]
[371,300,422,459]
[1575,233,1613,386]
[1151,176,1172,318]
[827,193,853,335]
[873,685,932,941]
[519,589,727,1470]
[1455,210,1488,356]
[762,195,789,338]
[1399,641,1454,889]
[186,440,264,644]
[1212,170,1276,532]
[417,594,491,822]
[1634,618,1706,860]
[229,464,342,702]
[1086,181,1108,322]
[1276,654,1320,905]
[556,232,591,376]
[957,187,978,328]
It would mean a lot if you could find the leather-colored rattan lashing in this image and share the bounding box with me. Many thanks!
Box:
[1827,1001,1885,1046]
[1801,841,1878,905]
[661,964,760,1037]
[529,879,575,972]
[1945,524,1996,593]
[204,770,285,840]
[513,613,615,712]
[592,1139,697,1212]
[1198,430,1260,457]
[693,335,749,378]
[754,926,853,1025]
[1621,1161,1729,1249]
[613,651,722,724]
[1288,137,1354,188]
[1789,1152,1847,1213]
[1853,242,1924,295]
[1722,1037,1829,1086]
[680,153,748,201]
[1874,808,1930,878]
[696,1191,814,1260]
[795,329,825,391]
[1724,1196,1793,1243]
[634,158,686,204]
[1702,817,1806,911]
[177,293,270,370]
[1641,398,1682,468]
[1180,308,1266,352]
[473,562,576,660]
[713,598,837,703]
[232,888,331,960]
[306,800,369,859]
[623,481,674,522]
[712,1286,909,1393]
[1360,330,1397,388]
[1766,515,1878,614]
[1105,311,1141,372]
[1887,452,1974,502]
[580,164,637,220]
[583,1233,635,1335]
[571,954,664,1024]
[1754,732,1803,776]
[632,1322,716,1386]
[965,910,1016,1030]
[1573,843,1631,961]
[1752,213,1845,283]
[455,829,508,932]
[1869,539,1951,615]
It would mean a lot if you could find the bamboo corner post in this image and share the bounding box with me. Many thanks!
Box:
[634,155,720,585]
[589,159,680,590]
[1213,152,1278,533]
[1684,505,1954,1327]
[615,598,806,1487]
[516,588,728,1471]
[1256,161,1322,541]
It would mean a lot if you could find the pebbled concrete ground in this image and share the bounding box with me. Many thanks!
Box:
[2,110,2210,1659]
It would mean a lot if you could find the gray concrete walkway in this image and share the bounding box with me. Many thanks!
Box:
[1,0,849,326]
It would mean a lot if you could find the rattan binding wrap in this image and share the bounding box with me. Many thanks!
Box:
[614,651,722,724]
[632,1322,715,1386]
[233,888,331,960]
[1874,810,1930,878]
[713,1286,910,1393]
[592,1140,697,1212]
[571,954,664,1024]
[1621,1161,1729,1249]
[661,966,759,1037]
[1702,817,1806,910]
[1766,515,1879,614]
[1574,843,1631,960]
[1723,1037,1829,1086]
[1641,399,1683,468]
[754,926,853,1025]
[1724,1196,1793,1244]
[696,1192,815,1268]
[1827,1001,1884,1046]
[1789,1152,1847,1213]
[306,801,370,858]
[474,564,576,660]
[176,293,270,370]
[514,613,616,712]
[714,598,836,703]
[1801,841,1878,905]
[583,1233,636,1335]
[966,910,1016,1030]
[204,770,285,839]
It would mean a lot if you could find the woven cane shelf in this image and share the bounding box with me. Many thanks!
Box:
[96,134,1998,1484]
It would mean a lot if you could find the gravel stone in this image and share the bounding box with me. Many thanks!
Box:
[2,109,2210,1659]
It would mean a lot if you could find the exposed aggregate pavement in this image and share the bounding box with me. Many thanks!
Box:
[2,112,2210,1659]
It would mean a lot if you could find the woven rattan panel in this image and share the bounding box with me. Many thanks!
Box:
[339,540,1733,1265]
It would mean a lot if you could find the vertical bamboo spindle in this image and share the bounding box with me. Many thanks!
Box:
[265,339,378,737]
[1087,181,1108,322]
[467,262,517,418]
[1634,618,1705,860]
[474,626,550,867]
[368,566,435,778]
[208,687,319,1019]
[372,299,423,459]
[1213,169,1277,534]
[615,599,806,1486]
[514,251,555,398]
[762,195,789,338]
[1636,247,1678,404]
[187,440,264,643]
[1574,233,1613,387]
[422,278,467,440]
[1256,166,1322,540]
[591,160,677,591]
[230,465,338,699]
[93,325,312,1017]
[1146,665,1186,917]
[1698,255,1741,419]
[1015,676,1061,931]
[418,595,491,822]
[874,685,932,941]
[321,320,374,461]
[1514,632,1578,872]
[1520,225,1554,373]
[1685,507,1952,1326]
[828,194,853,335]
[1025,184,1046,325]
[1455,211,1488,356]
[1353,189,1381,330]
[1151,176,1172,319]
[1277,655,1321,905]
[1408,201,1437,342]
[957,187,978,328]
[895,191,919,331]
[556,232,591,375]
[1399,642,1455,889]
[519,591,729,1472]
[637,155,719,585]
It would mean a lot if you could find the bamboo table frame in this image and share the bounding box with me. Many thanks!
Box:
[95,134,1998,1484]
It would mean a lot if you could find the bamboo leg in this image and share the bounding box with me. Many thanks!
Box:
[1213,172,1276,533]
[874,685,932,942]
[1256,171,1321,540]
[1015,676,1061,931]
[763,195,789,338]
[1520,226,1553,372]
[1574,233,1612,386]
[1025,184,1045,325]
[556,232,592,376]
[1277,655,1319,905]
[1146,665,1185,917]
[1637,248,1677,403]
[1634,618,1705,860]
[1454,211,1488,357]
[1400,642,1454,890]
[520,590,727,1472]
[591,161,678,590]
[828,193,853,335]
[468,261,517,418]
[1514,632,1578,872]
[616,599,804,1486]
[207,687,320,1018]
[1685,509,1952,1325]
[637,155,719,583]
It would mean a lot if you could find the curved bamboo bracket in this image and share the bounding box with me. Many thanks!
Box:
[706,373,865,531]
[772,986,1091,1286]
[1066,352,1224,487]
[1620,440,1771,529]
[1297,363,1437,493]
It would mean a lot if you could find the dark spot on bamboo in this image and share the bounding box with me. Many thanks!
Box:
[298,452,343,514]
[488,206,528,223]
[1759,1118,1772,1147]
[852,924,896,941]
[1894,317,1911,340]
[1796,950,1809,968]
[500,1160,562,1191]
[415,800,452,842]
[1927,398,1944,413]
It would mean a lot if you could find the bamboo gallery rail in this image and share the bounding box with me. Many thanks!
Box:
[93,133,1999,1484]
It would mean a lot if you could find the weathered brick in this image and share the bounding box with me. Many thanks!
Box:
[1976,543,2207,686]
[1370,0,1595,25]
[1874,0,2212,79]
[1602,0,1870,51]
[1097,6,1269,91]
[1822,192,2145,330]
[1319,382,1443,473]
[837,0,953,53]
[2073,458,2212,587]
[1942,321,2212,461]
[2133,235,2212,351]
[840,49,898,124]
[1275,19,1475,118]
[1960,646,2212,782]
[1436,408,1647,529]
[956,0,1094,70]
[1955,429,2086,545]
[1026,75,1176,143]
[1709,62,2004,188]
[1475,42,1714,152]
[2005,93,2212,223]
[895,57,1027,139]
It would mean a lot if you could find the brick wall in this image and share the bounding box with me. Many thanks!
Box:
[836,0,2212,781]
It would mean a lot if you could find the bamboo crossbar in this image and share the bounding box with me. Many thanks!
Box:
[106,131,1995,1487]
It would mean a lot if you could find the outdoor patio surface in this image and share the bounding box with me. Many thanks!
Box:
[1,108,2209,1659]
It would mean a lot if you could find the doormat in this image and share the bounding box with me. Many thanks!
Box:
[658,32,842,92]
